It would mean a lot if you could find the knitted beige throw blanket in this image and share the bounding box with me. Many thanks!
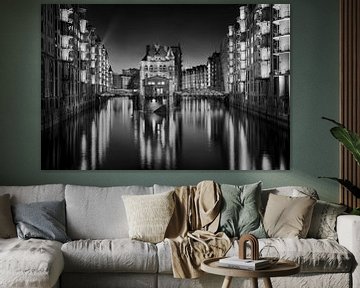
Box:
[165,180,231,279]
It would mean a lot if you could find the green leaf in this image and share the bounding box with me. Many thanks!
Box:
[330,126,360,165]
[351,208,360,215]
[322,116,344,127]
[319,177,360,198]
[322,117,360,165]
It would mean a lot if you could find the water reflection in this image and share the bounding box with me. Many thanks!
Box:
[41,96,289,170]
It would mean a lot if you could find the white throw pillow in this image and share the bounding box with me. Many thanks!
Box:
[122,191,175,243]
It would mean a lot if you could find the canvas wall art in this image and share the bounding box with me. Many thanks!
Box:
[41,4,290,170]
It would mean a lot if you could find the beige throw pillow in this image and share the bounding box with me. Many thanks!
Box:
[0,194,17,238]
[263,193,316,238]
[122,191,175,243]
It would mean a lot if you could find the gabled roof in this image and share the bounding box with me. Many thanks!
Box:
[141,44,174,61]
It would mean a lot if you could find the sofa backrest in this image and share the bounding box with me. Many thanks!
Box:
[153,184,176,194]
[0,184,65,204]
[65,184,153,239]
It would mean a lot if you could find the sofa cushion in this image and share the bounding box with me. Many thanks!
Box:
[0,194,16,238]
[263,194,316,238]
[262,238,354,273]
[65,185,153,239]
[153,184,176,194]
[307,200,347,240]
[232,238,353,273]
[61,239,158,273]
[158,237,353,274]
[12,200,70,243]
[0,238,64,288]
[122,191,175,243]
[261,186,319,212]
[61,273,157,288]
[218,182,266,238]
[0,184,65,204]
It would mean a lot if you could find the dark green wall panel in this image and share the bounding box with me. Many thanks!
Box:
[0,0,340,202]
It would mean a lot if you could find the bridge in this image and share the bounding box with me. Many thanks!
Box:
[176,89,228,100]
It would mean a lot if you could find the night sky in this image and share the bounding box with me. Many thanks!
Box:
[83,5,239,73]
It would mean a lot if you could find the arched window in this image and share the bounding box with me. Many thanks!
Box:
[144,65,148,71]
[149,65,153,72]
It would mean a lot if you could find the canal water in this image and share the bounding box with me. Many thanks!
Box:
[41,97,289,170]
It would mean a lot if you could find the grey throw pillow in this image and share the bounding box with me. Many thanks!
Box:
[218,182,266,238]
[12,200,70,243]
[307,200,347,240]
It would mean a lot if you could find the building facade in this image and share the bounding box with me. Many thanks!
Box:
[182,65,207,90]
[113,73,131,89]
[224,4,290,120]
[207,52,224,91]
[41,4,112,129]
[139,44,182,97]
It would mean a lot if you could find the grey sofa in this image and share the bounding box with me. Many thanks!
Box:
[0,184,359,288]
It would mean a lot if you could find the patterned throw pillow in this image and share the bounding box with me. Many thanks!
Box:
[122,191,175,243]
[307,200,347,240]
[263,193,316,238]
[0,194,16,238]
[218,182,266,238]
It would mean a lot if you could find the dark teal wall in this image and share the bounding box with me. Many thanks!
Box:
[0,0,340,202]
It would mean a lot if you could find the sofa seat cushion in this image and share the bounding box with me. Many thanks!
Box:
[0,238,64,288]
[157,238,354,274]
[62,239,158,273]
[230,238,354,273]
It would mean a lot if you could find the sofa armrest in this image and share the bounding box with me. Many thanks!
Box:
[337,215,360,288]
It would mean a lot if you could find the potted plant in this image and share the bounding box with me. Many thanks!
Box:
[320,117,360,215]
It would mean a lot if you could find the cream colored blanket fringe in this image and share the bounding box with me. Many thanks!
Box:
[165,180,231,279]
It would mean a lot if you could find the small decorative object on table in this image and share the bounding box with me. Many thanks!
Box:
[218,234,271,270]
[238,234,260,260]
[201,234,300,288]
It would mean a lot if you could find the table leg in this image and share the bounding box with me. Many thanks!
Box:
[263,277,273,288]
[251,278,258,288]
[221,276,233,288]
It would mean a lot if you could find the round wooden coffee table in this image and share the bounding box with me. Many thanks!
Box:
[201,257,300,288]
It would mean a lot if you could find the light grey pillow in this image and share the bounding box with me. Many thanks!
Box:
[307,200,347,240]
[12,200,70,243]
[218,182,266,238]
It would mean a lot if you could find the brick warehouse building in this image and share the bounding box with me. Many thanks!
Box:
[41,4,112,130]
[222,4,290,122]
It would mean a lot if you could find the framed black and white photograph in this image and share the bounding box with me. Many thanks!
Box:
[41,4,290,170]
